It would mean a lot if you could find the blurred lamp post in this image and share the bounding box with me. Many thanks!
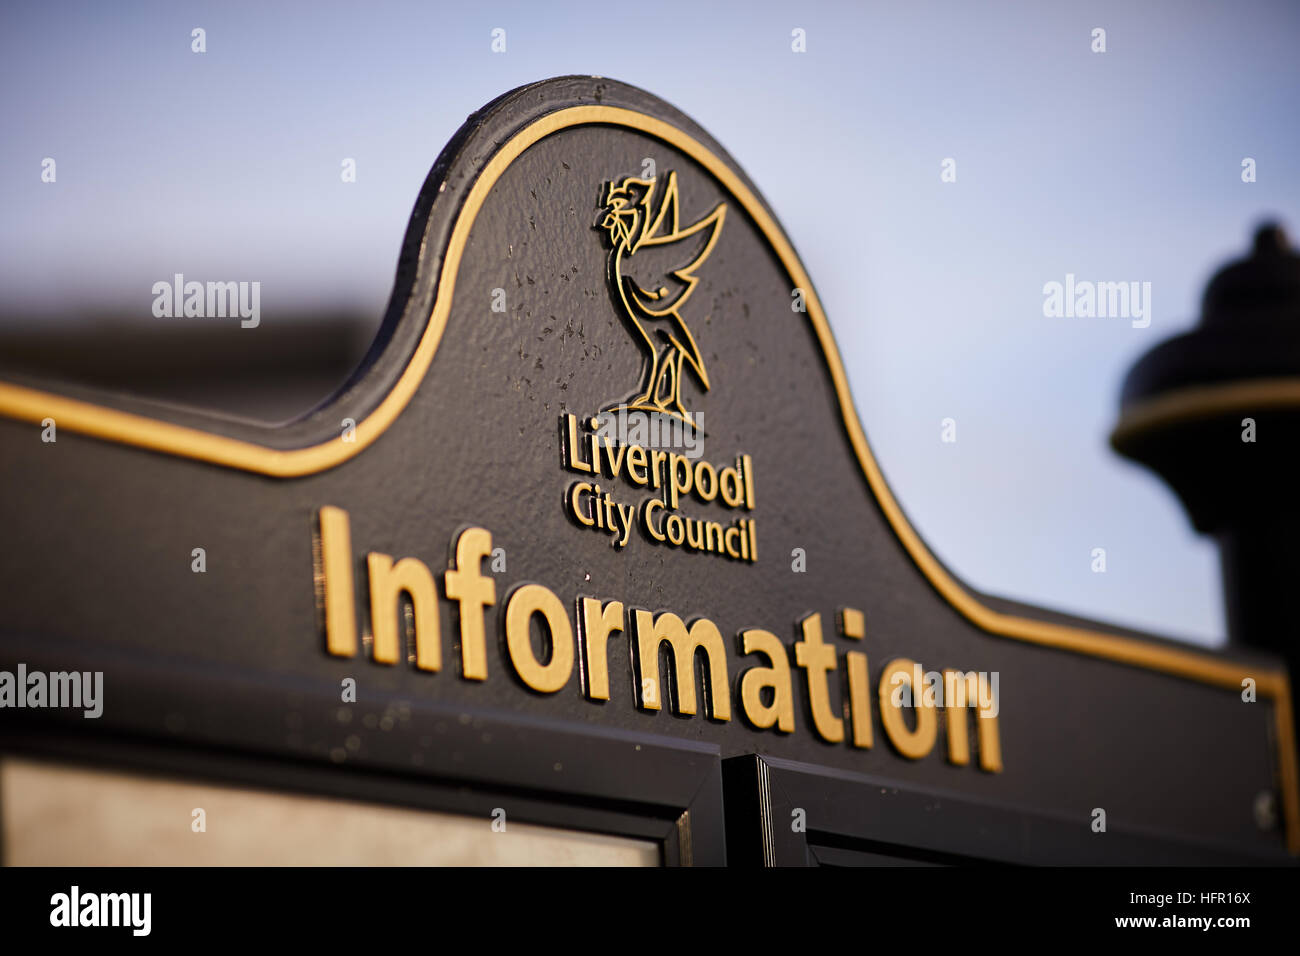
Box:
[1113,222,1300,743]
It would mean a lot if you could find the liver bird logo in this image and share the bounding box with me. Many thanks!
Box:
[597,170,726,428]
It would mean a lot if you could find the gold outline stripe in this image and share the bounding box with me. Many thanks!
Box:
[1,105,1295,852]
[1113,378,1300,446]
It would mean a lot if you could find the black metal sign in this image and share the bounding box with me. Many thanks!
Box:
[0,76,1294,865]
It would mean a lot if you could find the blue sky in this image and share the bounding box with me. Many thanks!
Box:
[3,0,1298,645]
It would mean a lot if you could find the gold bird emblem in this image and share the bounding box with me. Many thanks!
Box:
[597,170,726,428]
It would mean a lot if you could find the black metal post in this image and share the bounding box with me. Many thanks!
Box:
[1113,223,1300,747]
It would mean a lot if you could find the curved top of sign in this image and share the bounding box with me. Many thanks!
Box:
[0,76,1291,715]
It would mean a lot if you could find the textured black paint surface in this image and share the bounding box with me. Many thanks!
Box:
[0,77,1288,863]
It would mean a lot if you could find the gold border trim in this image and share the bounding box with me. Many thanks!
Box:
[1,105,1295,852]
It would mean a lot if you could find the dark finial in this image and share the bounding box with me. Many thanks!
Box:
[1197,219,1300,328]
[1253,222,1289,257]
